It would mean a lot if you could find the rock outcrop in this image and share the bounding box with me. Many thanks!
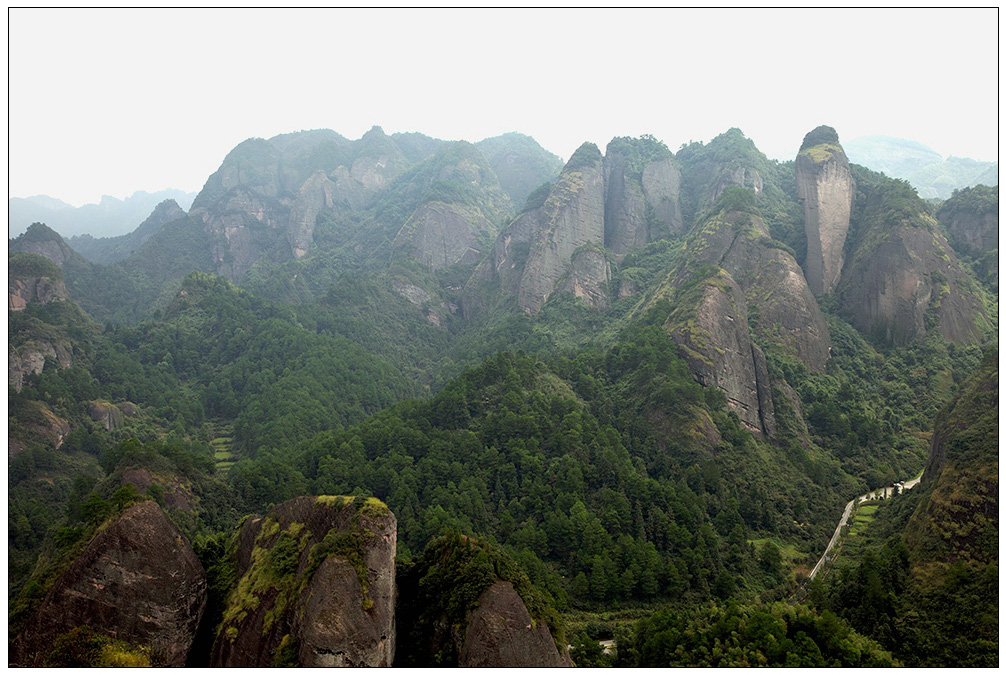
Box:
[9,274,70,310]
[88,400,129,431]
[12,501,207,667]
[796,125,854,295]
[211,496,396,668]
[394,201,493,269]
[395,534,570,667]
[665,270,772,435]
[838,179,989,346]
[654,201,831,435]
[603,138,683,254]
[390,143,512,271]
[557,245,611,310]
[458,581,571,667]
[287,170,339,258]
[485,143,606,314]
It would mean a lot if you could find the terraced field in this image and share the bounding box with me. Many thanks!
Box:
[209,423,236,474]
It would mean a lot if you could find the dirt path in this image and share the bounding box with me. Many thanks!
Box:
[808,474,923,581]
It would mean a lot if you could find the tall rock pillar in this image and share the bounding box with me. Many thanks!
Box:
[796,126,853,295]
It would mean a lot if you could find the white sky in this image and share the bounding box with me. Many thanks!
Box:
[8,8,1000,207]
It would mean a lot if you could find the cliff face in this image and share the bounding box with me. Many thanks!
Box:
[8,253,75,391]
[796,127,854,296]
[654,203,831,436]
[557,245,611,311]
[13,501,207,667]
[907,349,997,570]
[838,179,989,346]
[458,581,571,667]
[391,143,512,271]
[603,146,683,254]
[664,270,773,435]
[211,496,396,668]
[9,275,70,311]
[485,144,606,313]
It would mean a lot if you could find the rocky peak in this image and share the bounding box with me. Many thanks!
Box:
[9,223,77,268]
[837,173,990,346]
[9,252,70,310]
[484,142,606,314]
[391,142,512,271]
[459,581,571,667]
[12,501,207,667]
[603,136,683,254]
[796,125,853,295]
[211,496,396,668]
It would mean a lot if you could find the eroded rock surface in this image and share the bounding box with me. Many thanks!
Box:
[12,501,207,667]
[211,496,396,668]
[796,126,854,295]
[458,581,571,667]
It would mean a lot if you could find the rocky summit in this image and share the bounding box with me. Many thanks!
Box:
[12,501,207,667]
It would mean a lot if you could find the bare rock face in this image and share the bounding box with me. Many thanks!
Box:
[88,400,125,431]
[712,212,832,372]
[604,141,683,254]
[838,217,988,345]
[194,187,288,282]
[652,203,833,436]
[8,275,70,310]
[557,245,611,310]
[8,340,73,392]
[710,165,763,204]
[642,158,685,237]
[458,581,570,667]
[665,271,770,435]
[211,496,396,668]
[394,202,496,270]
[486,143,605,314]
[12,501,207,667]
[796,126,854,295]
[287,170,338,258]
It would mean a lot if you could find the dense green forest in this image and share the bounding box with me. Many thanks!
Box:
[8,126,997,665]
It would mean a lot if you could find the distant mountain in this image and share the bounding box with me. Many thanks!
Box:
[844,136,997,199]
[67,199,187,264]
[8,189,197,239]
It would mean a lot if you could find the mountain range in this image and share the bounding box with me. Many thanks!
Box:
[8,123,997,667]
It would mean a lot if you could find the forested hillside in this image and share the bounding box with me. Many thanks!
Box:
[9,123,997,666]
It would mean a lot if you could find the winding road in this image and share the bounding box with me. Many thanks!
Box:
[807,474,923,580]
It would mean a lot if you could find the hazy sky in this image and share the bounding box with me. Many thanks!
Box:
[9,8,999,207]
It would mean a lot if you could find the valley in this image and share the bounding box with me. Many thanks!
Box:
[8,123,997,667]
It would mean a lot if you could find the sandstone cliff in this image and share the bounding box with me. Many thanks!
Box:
[9,273,70,310]
[395,533,570,667]
[649,195,832,436]
[458,581,572,667]
[8,252,75,391]
[557,244,612,311]
[391,142,512,271]
[12,501,207,667]
[603,137,683,253]
[211,496,396,668]
[837,176,990,346]
[796,125,854,295]
[664,269,774,435]
[485,142,606,313]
